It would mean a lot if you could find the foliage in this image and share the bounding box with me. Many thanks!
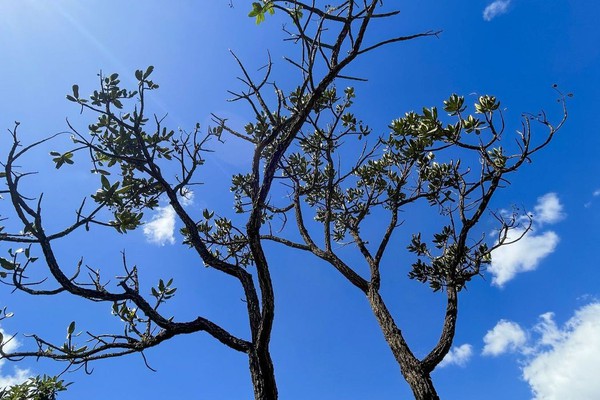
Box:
[0,375,69,400]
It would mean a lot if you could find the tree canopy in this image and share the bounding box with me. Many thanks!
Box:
[0,1,592,399]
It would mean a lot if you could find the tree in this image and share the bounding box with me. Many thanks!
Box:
[253,91,567,399]
[0,2,447,399]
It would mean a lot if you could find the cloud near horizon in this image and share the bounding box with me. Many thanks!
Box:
[483,0,512,21]
[483,302,600,399]
[488,193,564,287]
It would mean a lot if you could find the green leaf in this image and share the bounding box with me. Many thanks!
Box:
[248,2,261,17]
[91,169,111,176]
[72,84,79,99]
[100,175,110,190]
[143,66,154,79]
[135,70,143,81]
[0,257,16,271]
[67,321,76,338]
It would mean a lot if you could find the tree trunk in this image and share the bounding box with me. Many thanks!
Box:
[367,288,440,400]
[404,369,439,400]
[248,349,278,400]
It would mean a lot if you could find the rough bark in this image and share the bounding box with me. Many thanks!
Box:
[367,288,439,400]
[249,348,278,400]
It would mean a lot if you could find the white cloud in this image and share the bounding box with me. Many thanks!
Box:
[484,303,600,399]
[593,189,600,197]
[489,228,559,287]
[489,193,563,287]
[482,320,527,356]
[533,193,564,225]
[0,328,31,389]
[142,190,194,246]
[439,344,473,367]
[483,0,511,21]
[523,303,600,399]
[143,206,176,246]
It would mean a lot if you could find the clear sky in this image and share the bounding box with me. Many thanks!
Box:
[1,1,599,399]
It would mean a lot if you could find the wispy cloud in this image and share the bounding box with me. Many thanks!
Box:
[483,303,600,399]
[439,344,473,367]
[483,0,512,21]
[0,328,31,389]
[142,190,195,246]
[482,320,527,356]
[489,193,563,287]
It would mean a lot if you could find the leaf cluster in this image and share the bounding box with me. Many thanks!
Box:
[0,375,70,400]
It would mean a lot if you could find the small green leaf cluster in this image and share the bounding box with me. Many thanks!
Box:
[59,66,203,234]
[0,247,38,279]
[49,151,73,169]
[243,113,273,143]
[487,146,507,168]
[190,211,254,267]
[408,229,491,292]
[66,71,140,110]
[231,173,254,214]
[151,278,177,307]
[90,175,145,233]
[0,375,70,400]
[248,1,274,24]
[111,300,147,337]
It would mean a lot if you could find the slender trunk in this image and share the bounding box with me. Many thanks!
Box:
[367,288,439,400]
[248,348,278,400]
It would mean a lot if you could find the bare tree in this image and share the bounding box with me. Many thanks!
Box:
[0,2,439,399]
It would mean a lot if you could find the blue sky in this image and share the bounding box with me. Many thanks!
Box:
[1,1,599,399]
